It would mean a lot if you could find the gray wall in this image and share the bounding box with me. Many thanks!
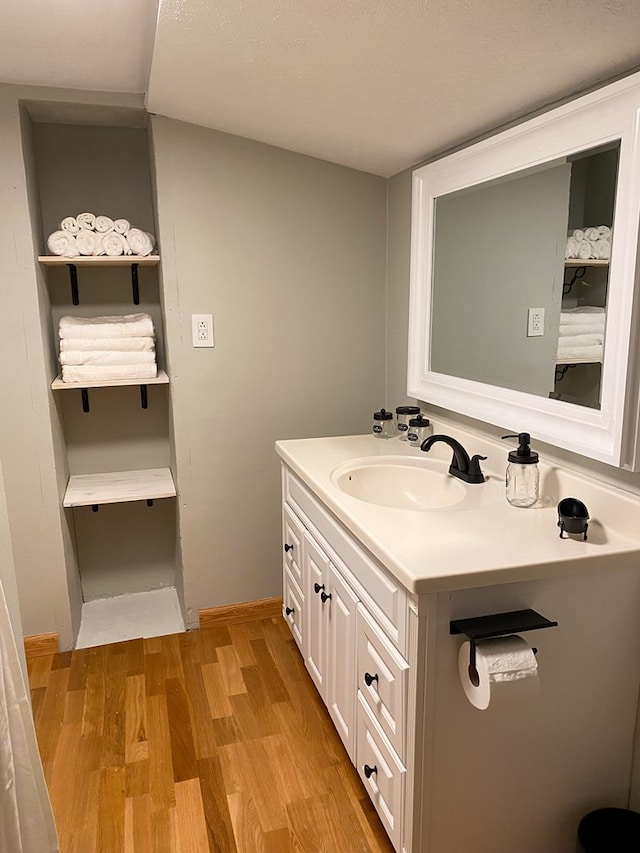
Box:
[151,116,387,626]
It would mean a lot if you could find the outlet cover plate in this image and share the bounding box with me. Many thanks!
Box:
[192,314,214,348]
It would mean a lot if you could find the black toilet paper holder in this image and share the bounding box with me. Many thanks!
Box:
[450,608,558,687]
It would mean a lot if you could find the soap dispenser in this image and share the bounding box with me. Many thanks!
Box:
[502,432,539,508]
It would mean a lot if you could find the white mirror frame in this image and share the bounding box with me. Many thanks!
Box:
[408,72,640,469]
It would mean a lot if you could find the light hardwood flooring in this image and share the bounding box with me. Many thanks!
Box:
[28,616,394,852]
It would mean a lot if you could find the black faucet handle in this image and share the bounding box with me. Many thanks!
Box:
[467,454,487,483]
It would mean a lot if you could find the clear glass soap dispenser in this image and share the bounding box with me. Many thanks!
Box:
[502,432,539,507]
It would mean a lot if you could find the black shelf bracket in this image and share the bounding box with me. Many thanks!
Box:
[146,499,154,507]
[131,263,140,305]
[140,384,148,409]
[91,504,99,513]
[67,263,79,305]
[563,265,586,295]
[450,608,558,686]
[81,388,90,413]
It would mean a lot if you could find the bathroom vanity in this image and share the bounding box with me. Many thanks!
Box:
[276,425,640,853]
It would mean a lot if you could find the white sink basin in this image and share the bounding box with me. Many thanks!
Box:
[331,455,467,511]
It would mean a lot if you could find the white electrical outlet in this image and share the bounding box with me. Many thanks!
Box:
[527,307,545,337]
[192,314,214,348]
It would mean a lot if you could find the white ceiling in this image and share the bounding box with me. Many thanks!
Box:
[2,1,640,176]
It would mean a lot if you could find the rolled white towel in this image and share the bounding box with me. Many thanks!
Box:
[59,313,155,340]
[559,323,605,337]
[113,218,130,235]
[47,231,78,257]
[584,226,600,243]
[60,216,80,234]
[127,228,154,256]
[593,238,611,260]
[576,239,592,260]
[565,237,578,259]
[76,212,95,231]
[60,350,156,366]
[60,336,155,352]
[75,229,99,256]
[559,306,605,325]
[62,364,158,383]
[573,229,585,242]
[101,231,127,257]
[95,215,114,233]
[598,225,611,239]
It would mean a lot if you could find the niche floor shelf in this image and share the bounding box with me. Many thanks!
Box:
[51,368,169,391]
[63,467,176,508]
[564,258,609,267]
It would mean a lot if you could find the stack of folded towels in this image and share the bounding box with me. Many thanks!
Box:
[556,306,605,363]
[565,226,611,261]
[58,313,157,383]
[47,213,156,258]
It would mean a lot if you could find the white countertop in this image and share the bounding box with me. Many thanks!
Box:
[276,426,640,594]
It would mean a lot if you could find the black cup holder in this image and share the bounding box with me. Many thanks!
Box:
[557,497,589,540]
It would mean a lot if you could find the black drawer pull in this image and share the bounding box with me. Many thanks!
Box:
[284,543,294,553]
[285,606,294,616]
[364,672,379,687]
[364,764,377,779]
[313,582,324,594]
[320,591,332,603]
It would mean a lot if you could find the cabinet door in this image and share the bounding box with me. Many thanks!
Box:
[282,504,304,590]
[283,568,304,652]
[304,531,330,695]
[327,562,359,761]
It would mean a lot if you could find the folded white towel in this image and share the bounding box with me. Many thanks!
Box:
[101,231,128,257]
[559,323,605,337]
[59,313,155,340]
[60,217,80,234]
[62,364,158,383]
[584,226,600,243]
[127,228,155,257]
[60,350,156,366]
[47,231,78,257]
[565,237,578,259]
[556,332,604,347]
[76,212,95,230]
[556,344,603,361]
[559,307,606,325]
[572,229,585,242]
[113,218,130,235]
[598,225,611,238]
[95,215,114,233]
[75,229,99,256]
[60,336,155,352]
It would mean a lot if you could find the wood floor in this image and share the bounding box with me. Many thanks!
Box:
[28,616,394,852]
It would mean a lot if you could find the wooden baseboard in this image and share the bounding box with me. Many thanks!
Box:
[199,596,283,630]
[24,631,59,659]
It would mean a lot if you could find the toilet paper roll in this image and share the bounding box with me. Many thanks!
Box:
[458,634,539,711]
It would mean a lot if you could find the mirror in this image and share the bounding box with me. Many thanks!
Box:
[408,73,640,468]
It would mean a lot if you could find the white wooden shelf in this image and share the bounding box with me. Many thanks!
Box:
[38,255,159,267]
[51,369,169,391]
[63,467,176,508]
[564,259,609,267]
[556,356,602,365]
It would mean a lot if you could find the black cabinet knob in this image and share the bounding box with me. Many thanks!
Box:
[284,543,294,553]
[285,606,294,616]
[314,582,324,594]
[320,591,332,603]
[364,764,377,779]
[364,672,379,687]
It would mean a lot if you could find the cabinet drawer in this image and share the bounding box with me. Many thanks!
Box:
[283,568,304,653]
[284,468,407,653]
[357,606,408,759]
[356,693,406,852]
[282,503,304,590]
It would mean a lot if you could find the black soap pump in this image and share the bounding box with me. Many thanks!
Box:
[502,432,539,508]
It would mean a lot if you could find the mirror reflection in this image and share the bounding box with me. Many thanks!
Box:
[430,142,619,410]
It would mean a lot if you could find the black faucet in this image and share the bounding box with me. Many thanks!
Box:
[420,434,487,484]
